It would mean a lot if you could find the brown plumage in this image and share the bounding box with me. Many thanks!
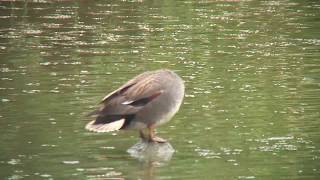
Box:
[86,69,185,143]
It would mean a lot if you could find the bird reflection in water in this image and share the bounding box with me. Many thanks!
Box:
[128,140,175,179]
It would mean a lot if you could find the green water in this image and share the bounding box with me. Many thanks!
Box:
[1,0,320,179]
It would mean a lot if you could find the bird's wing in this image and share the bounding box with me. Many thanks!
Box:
[90,71,164,116]
[100,70,154,103]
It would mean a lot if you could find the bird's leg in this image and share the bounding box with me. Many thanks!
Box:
[139,130,147,142]
[148,126,167,143]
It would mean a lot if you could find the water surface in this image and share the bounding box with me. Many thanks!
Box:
[1,0,320,179]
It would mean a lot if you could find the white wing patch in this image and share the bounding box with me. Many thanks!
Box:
[121,100,134,105]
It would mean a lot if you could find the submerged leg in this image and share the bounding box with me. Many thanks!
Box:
[148,126,167,143]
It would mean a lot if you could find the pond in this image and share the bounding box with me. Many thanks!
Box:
[0,0,320,179]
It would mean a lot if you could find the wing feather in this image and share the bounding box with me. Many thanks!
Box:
[90,71,164,117]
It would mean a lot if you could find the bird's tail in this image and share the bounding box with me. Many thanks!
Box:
[85,119,125,133]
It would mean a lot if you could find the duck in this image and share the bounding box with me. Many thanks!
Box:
[86,69,185,143]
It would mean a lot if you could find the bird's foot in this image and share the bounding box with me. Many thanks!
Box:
[149,136,167,143]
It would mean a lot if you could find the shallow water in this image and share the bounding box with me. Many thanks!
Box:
[1,0,320,179]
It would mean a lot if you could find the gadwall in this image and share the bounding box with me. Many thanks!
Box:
[86,69,185,143]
